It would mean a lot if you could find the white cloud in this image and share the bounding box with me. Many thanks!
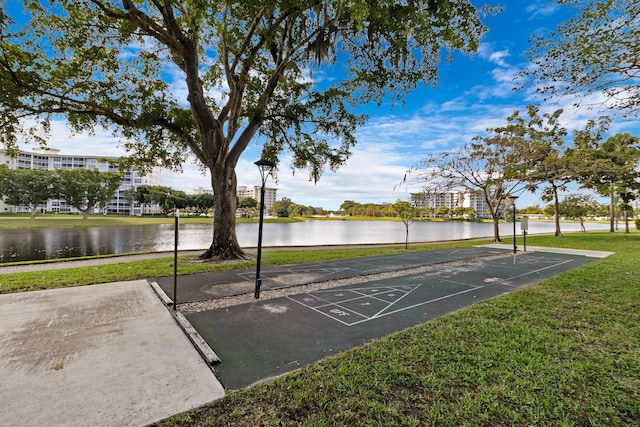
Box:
[477,44,511,68]
[525,1,560,19]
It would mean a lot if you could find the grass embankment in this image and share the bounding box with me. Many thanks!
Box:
[154,232,638,426]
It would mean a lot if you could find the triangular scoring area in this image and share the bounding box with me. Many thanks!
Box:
[287,284,422,326]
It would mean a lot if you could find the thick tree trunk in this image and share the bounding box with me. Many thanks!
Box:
[29,205,37,220]
[199,163,249,260]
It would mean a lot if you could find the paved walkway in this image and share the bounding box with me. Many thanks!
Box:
[0,280,224,427]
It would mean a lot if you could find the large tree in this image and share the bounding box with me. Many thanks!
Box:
[56,169,123,219]
[571,132,640,232]
[499,105,568,236]
[523,0,640,115]
[0,166,57,219]
[0,0,493,260]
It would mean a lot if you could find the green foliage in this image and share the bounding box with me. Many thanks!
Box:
[574,133,640,196]
[0,166,58,219]
[269,197,317,218]
[1,0,494,259]
[524,0,640,115]
[269,197,291,218]
[135,185,193,213]
[411,106,640,239]
[194,193,215,212]
[411,107,543,241]
[559,193,599,220]
[56,169,123,219]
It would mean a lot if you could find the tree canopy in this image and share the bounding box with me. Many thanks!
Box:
[572,132,640,232]
[56,169,123,219]
[0,165,57,219]
[512,105,568,236]
[523,0,640,115]
[0,0,494,260]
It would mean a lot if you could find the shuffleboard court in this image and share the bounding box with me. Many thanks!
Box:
[185,251,598,390]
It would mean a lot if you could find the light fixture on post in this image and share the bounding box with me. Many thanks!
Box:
[508,195,518,254]
[254,159,276,299]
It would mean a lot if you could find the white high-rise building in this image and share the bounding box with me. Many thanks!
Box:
[410,190,492,218]
[236,185,277,212]
[0,148,161,215]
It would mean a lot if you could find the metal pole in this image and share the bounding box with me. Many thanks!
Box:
[512,204,517,254]
[173,209,179,310]
[255,183,266,299]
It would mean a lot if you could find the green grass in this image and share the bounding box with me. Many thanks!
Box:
[153,231,639,426]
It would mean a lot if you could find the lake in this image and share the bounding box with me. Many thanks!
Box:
[0,219,612,263]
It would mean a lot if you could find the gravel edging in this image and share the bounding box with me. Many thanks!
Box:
[178,252,513,314]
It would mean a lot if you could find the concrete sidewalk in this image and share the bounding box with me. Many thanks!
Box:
[480,243,614,258]
[0,280,224,426]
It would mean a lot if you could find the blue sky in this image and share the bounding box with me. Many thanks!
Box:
[11,1,640,210]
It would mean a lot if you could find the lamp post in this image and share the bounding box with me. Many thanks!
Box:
[509,195,518,254]
[254,159,276,299]
[173,208,179,310]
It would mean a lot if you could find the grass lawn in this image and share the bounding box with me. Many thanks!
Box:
[1,231,638,425]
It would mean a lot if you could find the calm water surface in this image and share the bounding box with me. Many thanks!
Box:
[0,220,611,263]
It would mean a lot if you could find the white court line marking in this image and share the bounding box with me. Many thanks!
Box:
[288,295,366,327]
[306,286,416,310]
[507,259,573,280]
[439,279,484,288]
[372,284,421,318]
[287,283,482,327]
[287,257,576,326]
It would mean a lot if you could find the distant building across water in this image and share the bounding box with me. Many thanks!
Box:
[410,190,496,219]
[0,148,161,215]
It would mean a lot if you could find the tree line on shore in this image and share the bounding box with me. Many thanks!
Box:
[0,166,121,220]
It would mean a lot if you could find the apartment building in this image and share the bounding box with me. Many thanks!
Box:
[236,185,278,212]
[0,148,161,215]
[410,190,493,218]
